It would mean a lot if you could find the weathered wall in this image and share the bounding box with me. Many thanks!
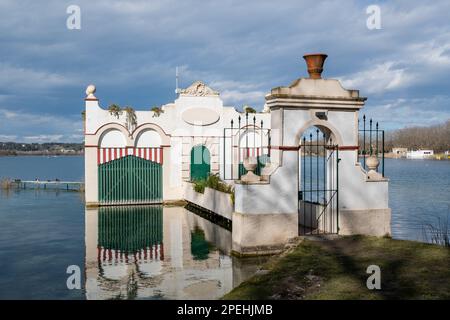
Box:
[183,182,234,220]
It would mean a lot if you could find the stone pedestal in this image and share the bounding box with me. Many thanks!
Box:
[232,211,298,256]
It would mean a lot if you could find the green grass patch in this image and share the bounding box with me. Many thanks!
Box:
[223,235,450,300]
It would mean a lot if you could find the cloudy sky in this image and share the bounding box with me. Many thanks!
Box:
[1,0,449,142]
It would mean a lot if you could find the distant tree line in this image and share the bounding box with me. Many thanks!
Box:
[384,120,450,152]
[0,142,83,155]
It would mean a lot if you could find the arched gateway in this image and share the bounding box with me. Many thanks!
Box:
[233,54,390,255]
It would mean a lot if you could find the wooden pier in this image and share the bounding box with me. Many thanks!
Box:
[12,180,84,191]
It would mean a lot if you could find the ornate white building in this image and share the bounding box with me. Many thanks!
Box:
[84,54,391,255]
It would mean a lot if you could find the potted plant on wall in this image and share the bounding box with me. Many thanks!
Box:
[151,106,164,117]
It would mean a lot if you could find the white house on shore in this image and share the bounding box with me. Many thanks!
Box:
[406,150,434,159]
[84,54,391,255]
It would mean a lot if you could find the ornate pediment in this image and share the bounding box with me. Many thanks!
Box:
[180,81,219,97]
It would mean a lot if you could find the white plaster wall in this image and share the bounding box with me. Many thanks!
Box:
[327,110,358,145]
[183,182,234,220]
[235,151,298,214]
[84,146,98,205]
[169,137,182,188]
[232,211,298,255]
[339,209,391,236]
[283,109,310,146]
[339,151,389,210]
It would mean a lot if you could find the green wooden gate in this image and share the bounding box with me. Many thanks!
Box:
[190,145,210,181]
[98,155,162,205]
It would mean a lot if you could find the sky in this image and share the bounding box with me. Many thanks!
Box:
[1,0,450,143]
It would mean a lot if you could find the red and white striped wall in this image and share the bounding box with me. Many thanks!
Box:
[97,244,164,263]
[97,147,163,165]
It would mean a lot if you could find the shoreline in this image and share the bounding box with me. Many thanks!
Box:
[0,153,83,157]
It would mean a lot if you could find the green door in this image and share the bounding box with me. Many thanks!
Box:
[190,145,210,181]
[98,155,162,205]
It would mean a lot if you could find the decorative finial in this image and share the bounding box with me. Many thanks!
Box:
[85,84,96,99]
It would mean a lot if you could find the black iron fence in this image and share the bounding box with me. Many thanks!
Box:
[358,114,385,177]
[222,113,271,180]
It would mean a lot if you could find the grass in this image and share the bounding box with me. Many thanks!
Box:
[223,235,450,300]
[422,214,450,247]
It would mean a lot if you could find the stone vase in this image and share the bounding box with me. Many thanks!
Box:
[243,156,257,172]
[366,155,380,172]
[241,157,260,183]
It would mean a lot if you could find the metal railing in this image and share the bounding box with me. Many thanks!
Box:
[222,113,271,180]
[359,114,385,177]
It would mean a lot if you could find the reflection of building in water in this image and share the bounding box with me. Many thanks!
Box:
[98,205,164,265]
[85,206,243,300]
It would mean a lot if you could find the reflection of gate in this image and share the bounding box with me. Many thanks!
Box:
[223,113,271,180]
[299,131,339,234]
[98,147,163,205]
[98,205,164,262]
[190,145,210,181]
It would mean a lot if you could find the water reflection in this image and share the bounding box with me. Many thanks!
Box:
[85,205,264,300]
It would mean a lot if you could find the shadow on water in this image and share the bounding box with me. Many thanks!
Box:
[85,205,268,300]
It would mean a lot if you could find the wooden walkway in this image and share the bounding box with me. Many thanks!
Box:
[12,180,84,191]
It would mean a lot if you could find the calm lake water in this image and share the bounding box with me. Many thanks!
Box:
[0,155,449,299]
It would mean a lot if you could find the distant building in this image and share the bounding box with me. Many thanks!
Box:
[406,150,434,159]
[392,147,407,158]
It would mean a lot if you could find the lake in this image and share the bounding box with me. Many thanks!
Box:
[0,156,449,299]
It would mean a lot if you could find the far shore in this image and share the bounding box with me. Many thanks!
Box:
[0,152,83,157]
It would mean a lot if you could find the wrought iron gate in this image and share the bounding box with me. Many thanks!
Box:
[98,147,163,205]
[299,130,339,234]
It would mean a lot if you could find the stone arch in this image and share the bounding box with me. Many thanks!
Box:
[295,119,343,146]
[97,124,131,147]
[135,129,162,147]
[132,123,170,146]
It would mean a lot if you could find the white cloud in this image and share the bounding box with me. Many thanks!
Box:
[0,134,17,141]
[0,108,82,142]
[0,64,74,92]
[363,96,450,129]
[209,80,266,108]
[340,62,413,95]
[22,135,64,143]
